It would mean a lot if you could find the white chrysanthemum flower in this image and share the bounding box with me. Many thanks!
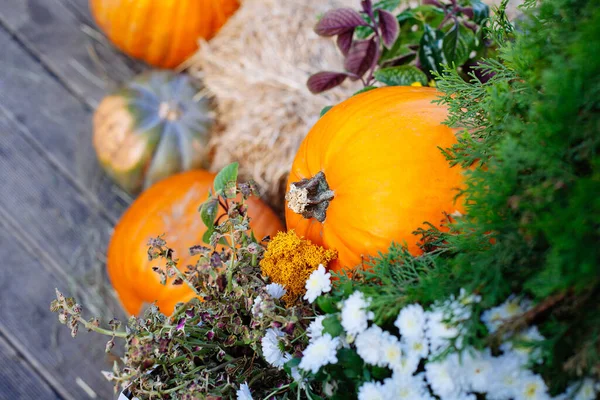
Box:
[401,335,429,360]
[358,381,388,400]
[265,283,286,300]
[458,288,482,305]
[251,296,264,317]
[561,378,599,400]
[480,306,507,334]
[303,264,331,303]
[381,333,403,370]
[437,290,474,323]
[385,372,434,399]
[516,373,550,400]
[395,304,426,341]
[341,291,374,336]
[426,308,459,354]
[261,328,288,369]
[393,351,420,376]
[486,352,527,400]
[425,353,467,399]
[500,326,545,363]
[299,333,340,373]
[307,315,325,340]
[481,295,524,333]
[355,325,386,367]
[462,348,494,393]
[237,382,253,400]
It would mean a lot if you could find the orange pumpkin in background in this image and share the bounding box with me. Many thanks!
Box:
[285,86,465,273]
[90,0,240,68]
[108,170,283,316]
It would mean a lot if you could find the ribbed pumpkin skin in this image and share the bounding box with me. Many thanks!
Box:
[285,87,465,272]
[90,0,240,68]
[93,71,214,195]
[108,170,284,316]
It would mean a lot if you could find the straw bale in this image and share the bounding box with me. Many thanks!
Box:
[189,0,360,210]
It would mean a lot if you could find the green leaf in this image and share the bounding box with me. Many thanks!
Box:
[320,105,333,117]
[374,65,428,86]
[199,198,218,229]
[469,0,490,24]
[397,5,444,25]
[213,162,239,198]
[202,227,215,245]
[355,15,375,40]
[322,315,344,337]
[355,0,403,38]
[353,86,378,96]
[418,24,447,77]
[380,38,409,64]
[337,348,364,378]
[341,280,354,296]
[442,23,472,67]
[371,366,391,380]
[317,295,338,313]
[283,357,301,375]
[374,0,402,12]
[396,9,416,24]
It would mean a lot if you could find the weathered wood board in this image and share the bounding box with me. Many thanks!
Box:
[0,332,62,400]
[0,0,143,108]
[0,23,131,223]
[0,220,117,400]
[0,0,143,398]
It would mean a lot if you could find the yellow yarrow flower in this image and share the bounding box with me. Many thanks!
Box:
[410,81,423,87]
[260,230,337,304]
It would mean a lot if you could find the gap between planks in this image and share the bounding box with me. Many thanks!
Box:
[0,326,71,400]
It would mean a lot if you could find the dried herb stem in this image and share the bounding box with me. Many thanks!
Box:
[61,302,128,338]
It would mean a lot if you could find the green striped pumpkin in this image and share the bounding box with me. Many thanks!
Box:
[93,71,214,195]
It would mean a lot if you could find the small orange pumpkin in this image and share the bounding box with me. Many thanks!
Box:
[285,86,465,272]
[108,170,283,316]
[90,0,240,68]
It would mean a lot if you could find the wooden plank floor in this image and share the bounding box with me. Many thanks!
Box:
[0,1,146,399]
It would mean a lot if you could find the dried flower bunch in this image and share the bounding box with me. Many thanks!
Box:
[52,165,322,398]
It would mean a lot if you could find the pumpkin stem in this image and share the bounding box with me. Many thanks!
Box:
[285,171,334,223]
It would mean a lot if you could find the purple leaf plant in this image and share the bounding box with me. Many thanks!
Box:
[307,0,400,94]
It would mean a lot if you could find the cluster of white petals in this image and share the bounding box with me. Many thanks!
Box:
[265,282,286,299]
[261,328,289,369]
[303,264,332,303]
[287,282,600,400]
[341,291,374,336]
[299,334,341,373]
[236,382,253,400]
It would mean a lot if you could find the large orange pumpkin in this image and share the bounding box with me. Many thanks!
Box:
[285,86,465,272]
[108,170,283,316]
[90,0,240,68]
